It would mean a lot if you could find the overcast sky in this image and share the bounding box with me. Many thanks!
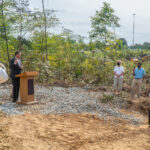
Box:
[30,0,150,45]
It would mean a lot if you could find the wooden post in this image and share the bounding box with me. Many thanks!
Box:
[16,72,38,105]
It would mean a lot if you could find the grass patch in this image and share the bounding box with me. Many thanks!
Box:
[101,94,115,103]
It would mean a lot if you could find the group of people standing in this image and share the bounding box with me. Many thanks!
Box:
[114,60,146,98]
[0,51,147,103]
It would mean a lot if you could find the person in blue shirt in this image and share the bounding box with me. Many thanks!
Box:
[132,62,146,98]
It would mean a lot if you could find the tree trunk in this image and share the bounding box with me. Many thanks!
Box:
[1,0,10,62]
[42,0,48,61]
[103,32,107,83]
[41,32,45,62]
[19,5,23,50]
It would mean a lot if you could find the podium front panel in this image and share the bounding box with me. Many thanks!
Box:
[28,79,34,95]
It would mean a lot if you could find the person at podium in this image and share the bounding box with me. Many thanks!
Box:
[9,51,23,102]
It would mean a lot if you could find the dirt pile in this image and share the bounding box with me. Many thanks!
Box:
[0,113,150,150]
[126,97,150,114]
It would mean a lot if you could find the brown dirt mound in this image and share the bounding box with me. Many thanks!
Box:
[0,113,150,150]
[126,98,150,115]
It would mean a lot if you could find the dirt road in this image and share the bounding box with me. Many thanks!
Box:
[0,113,150,150]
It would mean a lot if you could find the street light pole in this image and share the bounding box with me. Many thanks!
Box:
[133,13,136,46]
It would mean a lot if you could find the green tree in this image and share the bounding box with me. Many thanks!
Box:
[89,2,120,82]
[89,2,120,44]
[119,38,128,48]
[0,0,16,61]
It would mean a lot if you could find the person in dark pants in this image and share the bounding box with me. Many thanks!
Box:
[9,51,23,102]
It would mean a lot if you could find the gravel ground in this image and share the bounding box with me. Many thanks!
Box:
[0,84,145,125]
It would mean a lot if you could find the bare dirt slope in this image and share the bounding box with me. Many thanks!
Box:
[0,113,150,150]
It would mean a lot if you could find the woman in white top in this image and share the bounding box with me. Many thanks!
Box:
[113,60,125,95]
[0,63,8,84]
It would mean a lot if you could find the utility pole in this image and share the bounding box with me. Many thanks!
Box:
[133,13,136,46]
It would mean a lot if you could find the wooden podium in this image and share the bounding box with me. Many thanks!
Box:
[16,72,38,105]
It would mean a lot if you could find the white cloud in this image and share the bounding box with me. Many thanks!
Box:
[29,0,150,45]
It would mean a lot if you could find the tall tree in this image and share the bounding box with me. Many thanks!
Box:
[0,0,15,61]
[89,2,120,82]
[13,0,36,50]
[119,38,128,48]
[1,0,10,61]
[42,0,48,60]
[32,8,59,61]
[89,2,120,45]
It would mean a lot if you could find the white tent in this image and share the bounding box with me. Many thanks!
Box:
[0,63,8,84]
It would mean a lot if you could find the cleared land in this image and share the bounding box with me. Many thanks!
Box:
[0,113,150,150]
[0,84,150,150]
